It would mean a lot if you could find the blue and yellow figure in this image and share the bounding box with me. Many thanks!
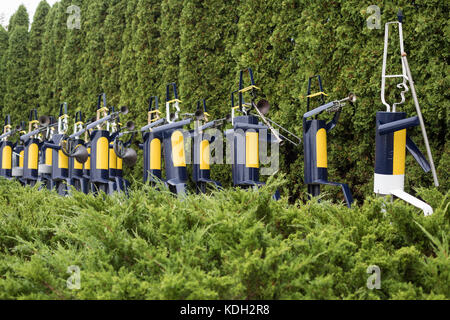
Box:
[149,84,191,195]
[89,129,110,193]
[302,76,354,207]
[374,112,432,214]
[0,116,14,179]
[141,96,165,185]
[12,121,26,183]
[69,111,89,194]
[107,107,120,193]
[107,107,133,193]
[85,93,132,194]
[375,12,438,215]
[191,99,220,193]
[89,94,111,194]
[228,69,279,199]
[38,116,56,190]
[230,115,265,187]
[82,141,92,192]
[22,109,42,186]
[42,104,71,195]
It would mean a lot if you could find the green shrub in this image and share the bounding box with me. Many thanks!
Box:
[0,178,447,299]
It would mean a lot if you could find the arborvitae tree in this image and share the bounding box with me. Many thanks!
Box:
[179,0,239,115]
[177,0,239,187]
[38,1,69,115]
[266,0,306,199]
[157,0,183,98]
[0,26,8,111]
[38,3,59,114]
[119,0,139,108]
[78,0,108,109]
[133,0,161,120]
[7,5,29,33]
[59,0,84,110]
[27,1,50,108]
[50,0,70,114]
[4,26,30,121]
[233,0,278,100]
[101,0,127,107]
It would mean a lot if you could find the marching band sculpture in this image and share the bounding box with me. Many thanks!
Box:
[302,75,355,208]
[374,10,439,215]
[0,11,439,215]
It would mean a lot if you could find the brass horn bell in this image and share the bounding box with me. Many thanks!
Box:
[72,145,89,164]
[126,121,135,131]
[348,93,357,104]
[120,106,129,115]
[194,110,205,121]
[39,115,51,126]
[121,148,137,167]
[256,99,270,115]
[113,139,137,166]
[60,138,89,163]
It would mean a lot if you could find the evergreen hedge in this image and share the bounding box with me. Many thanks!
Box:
[0,178,448,299]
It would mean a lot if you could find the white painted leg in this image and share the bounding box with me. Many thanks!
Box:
[391,189,433,216]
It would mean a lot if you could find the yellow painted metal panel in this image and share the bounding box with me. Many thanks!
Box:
[200,140,210,170]
[96,138,109,170]
[2,146,12,170]
[85,148,91,170]
[246,131,259,168]
[393,129,406,175]
[150,138,161,170]
[19,151,24,168]
[28,144,39,170]
[316,128,328,168]
[109,146,117,169]
[171,131,186,167]
[58,150,69,169]
[45,148,53,166]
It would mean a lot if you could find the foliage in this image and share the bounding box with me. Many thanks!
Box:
[78,0,108,109]
[7,5,29,33]
[133,0,162,119]
[0,26,8,112]
[0,178,447,299]
[27,1,50,109]
[118,0,139,109]
[37,3,61,115]
[101,0,126,107]
[4,26,29,121]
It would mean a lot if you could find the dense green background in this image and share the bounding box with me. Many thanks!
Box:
[0,0,448,202]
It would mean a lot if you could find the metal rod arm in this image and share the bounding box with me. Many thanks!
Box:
[140,118,166,132]
[401,53,439,187]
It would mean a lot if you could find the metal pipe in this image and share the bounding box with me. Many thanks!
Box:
[251,101,282,143]
[140,118,166,132]
[0,128,20,140]
[20,124,56,141]
[263,116,301,145]
[150,118,191,134]
[69,113,118,139]
[401,53,439,187]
